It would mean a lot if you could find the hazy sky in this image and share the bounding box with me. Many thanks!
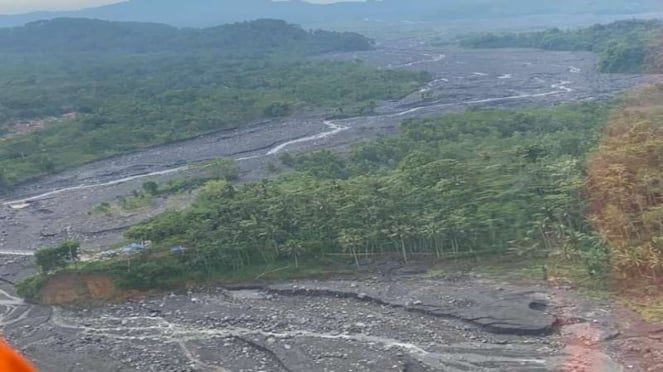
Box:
[0,0,362,15]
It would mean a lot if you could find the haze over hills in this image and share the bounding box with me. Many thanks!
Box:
[1,0,663,28]
[0,17,428,189]
[0,17,372,53]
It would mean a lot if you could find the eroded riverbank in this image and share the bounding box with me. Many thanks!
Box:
[0,42,652,254]
[0,256,632,372]
[0,38,659,371]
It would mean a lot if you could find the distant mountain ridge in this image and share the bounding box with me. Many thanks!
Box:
[1,0,662,28]
[0,18,373,53]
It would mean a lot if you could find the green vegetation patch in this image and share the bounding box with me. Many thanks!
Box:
[0,19,429,192]
[51,102,613,291]
[88,158,239,216]
[16,274,47,301]
[460,19,663,73]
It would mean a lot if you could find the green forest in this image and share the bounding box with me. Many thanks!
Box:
[460,19,663,73]
[0,18,374,54]
[59,101,617,290]
[0,19,428,192]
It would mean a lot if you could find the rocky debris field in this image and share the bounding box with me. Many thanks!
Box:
[0,40,653,255]
[0,255,635,372]
[0,37,660,371]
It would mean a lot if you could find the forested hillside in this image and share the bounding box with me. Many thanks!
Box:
[1,0,661,28]
[460,19,663,73]
[0,18,372,54]
[0,19,428,192]
[70,102,615,290]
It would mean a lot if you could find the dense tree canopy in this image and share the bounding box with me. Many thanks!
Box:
[0,19,428,192]
[108,103,612,289]
[35,241,80,273]
[460,19,663,73]
[0,18,374,54]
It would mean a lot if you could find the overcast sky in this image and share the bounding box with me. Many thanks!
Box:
[0,0,361,14]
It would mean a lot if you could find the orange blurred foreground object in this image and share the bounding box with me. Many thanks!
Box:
[0,338,36,372]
